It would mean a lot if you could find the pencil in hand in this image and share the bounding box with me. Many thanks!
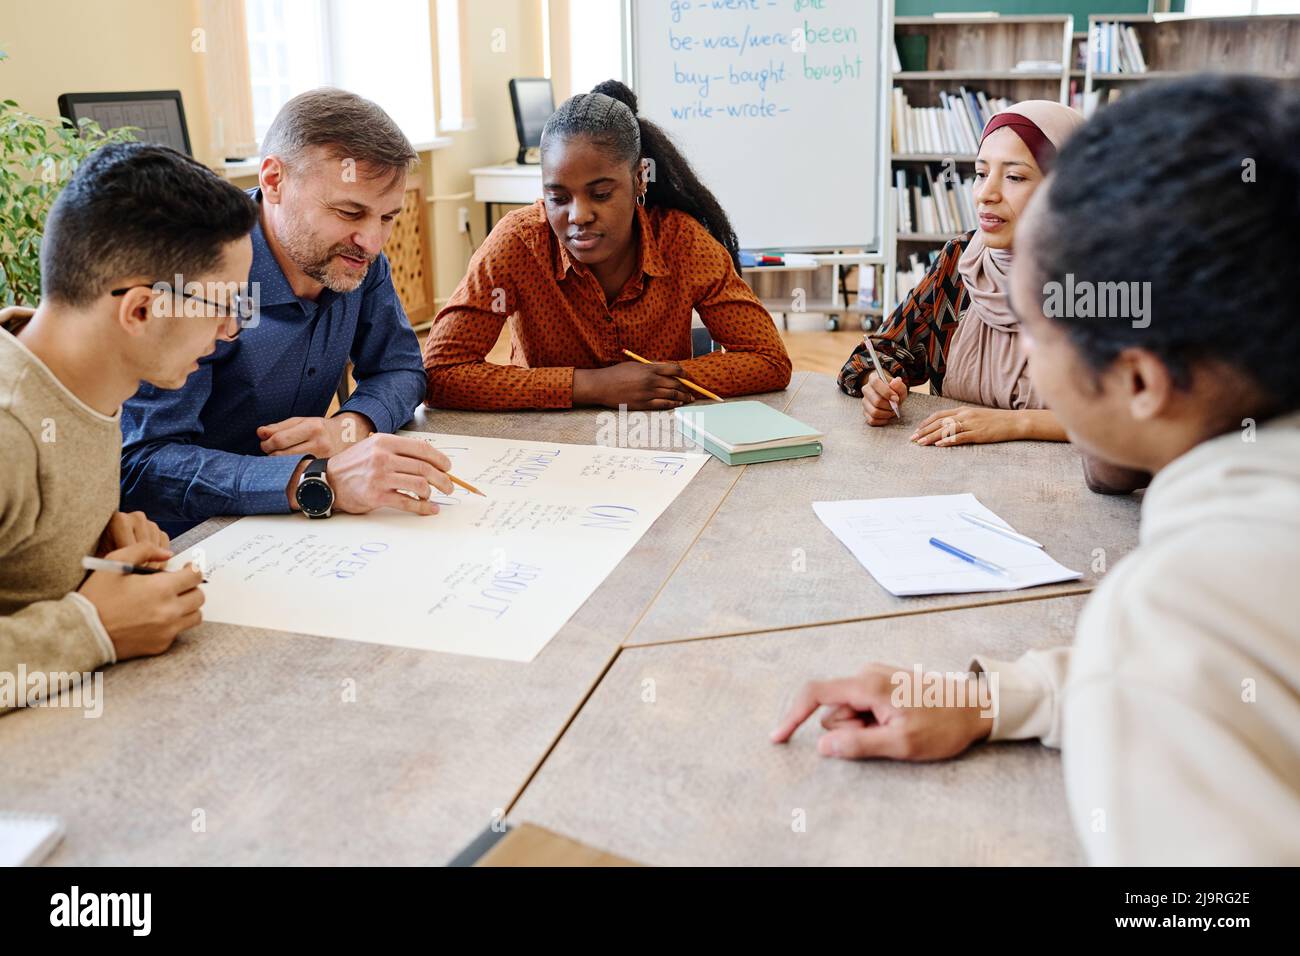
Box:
[396,472,487,501]
[861,334,901,419]
[621,349,724,403]
[446,473,486,497]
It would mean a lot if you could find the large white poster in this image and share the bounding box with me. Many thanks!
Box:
[171,434,708,661]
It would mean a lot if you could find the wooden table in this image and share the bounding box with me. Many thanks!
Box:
[0,373,1136,865]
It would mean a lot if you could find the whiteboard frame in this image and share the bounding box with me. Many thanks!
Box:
[622,0,893,263]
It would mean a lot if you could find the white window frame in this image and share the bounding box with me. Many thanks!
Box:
[244,0,437,150]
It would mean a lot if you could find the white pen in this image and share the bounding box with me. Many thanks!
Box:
[958,511,1044,549]
[862,333,901,418]
[81,555,162,575]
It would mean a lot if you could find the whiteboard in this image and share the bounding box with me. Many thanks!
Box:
[628,0,886,251]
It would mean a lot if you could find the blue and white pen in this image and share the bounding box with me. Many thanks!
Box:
[958,511,1043,549]
[929,537,1011,579]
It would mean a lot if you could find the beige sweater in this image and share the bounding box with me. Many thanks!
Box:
[975,412,1300,864]
[0,325,118,705]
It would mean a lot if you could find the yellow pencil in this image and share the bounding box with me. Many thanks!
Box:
[447,473,486,497]
[621,349,724,403]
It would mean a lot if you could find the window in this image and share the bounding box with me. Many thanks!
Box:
[435,0,469,131]
[244,0,435,149]
[545,0,623,101]
[566,0,623,95]
[245,0,327,144]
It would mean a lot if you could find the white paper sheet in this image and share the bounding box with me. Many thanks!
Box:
[169,433,708,661]
[0,812,63,866]
[813,493,1082,596]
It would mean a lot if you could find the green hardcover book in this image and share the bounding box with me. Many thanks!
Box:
[675,401,824,466]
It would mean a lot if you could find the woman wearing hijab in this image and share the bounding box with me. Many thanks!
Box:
[838,100,1085,446]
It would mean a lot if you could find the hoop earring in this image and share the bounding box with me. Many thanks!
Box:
[636,192,646,207]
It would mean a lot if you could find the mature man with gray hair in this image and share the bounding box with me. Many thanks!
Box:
[121,89,453,535]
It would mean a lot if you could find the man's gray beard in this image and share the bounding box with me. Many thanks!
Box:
[303,257,369,293]
[280,213,370,293]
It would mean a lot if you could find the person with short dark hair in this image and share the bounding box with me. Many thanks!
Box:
[121,88,452,537]
[1,142,257,703]
[773,75,1300,864]
[423,79,792,411]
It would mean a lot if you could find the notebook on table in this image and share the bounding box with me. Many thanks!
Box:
[674,401,823,465]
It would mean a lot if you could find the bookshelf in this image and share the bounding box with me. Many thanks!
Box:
[885,11,1300,314]
[1084,13,1300,111]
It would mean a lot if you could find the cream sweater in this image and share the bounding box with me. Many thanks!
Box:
[0,325,118,706]
[975,412,1300,864]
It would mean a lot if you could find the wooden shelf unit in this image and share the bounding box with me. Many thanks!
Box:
[1084,13,1300,106]
[888,15,1073,304]
[887,11,1300,313]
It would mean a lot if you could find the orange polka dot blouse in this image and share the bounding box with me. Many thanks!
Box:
[423,200,793,410]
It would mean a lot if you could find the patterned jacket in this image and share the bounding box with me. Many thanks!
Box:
[838,232,974,397]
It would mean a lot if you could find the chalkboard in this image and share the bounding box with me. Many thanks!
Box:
[628,0,889,251]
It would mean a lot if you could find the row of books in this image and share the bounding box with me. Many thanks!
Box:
[896,249,941,303]
[1092,22,1148,74]
[893,166,978,237]
[891,87,1012,156]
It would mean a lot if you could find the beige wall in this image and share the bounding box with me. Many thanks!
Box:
[0,0,546,305]
[1,0,213,164]
[427,0,544,302]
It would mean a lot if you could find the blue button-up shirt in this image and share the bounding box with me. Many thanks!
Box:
[120,194,426,534]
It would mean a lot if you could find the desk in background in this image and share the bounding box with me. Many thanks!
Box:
[469,162,542,236]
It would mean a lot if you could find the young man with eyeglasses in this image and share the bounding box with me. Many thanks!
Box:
[120,89,454,537]
[0,143,255,696]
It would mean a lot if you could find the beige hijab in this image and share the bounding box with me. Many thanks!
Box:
[943,100,1084,410]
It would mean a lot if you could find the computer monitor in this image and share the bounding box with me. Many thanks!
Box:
[509,78,555,165]
[57,90,192,156]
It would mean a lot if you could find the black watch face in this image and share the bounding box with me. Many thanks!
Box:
[297,478,333,516]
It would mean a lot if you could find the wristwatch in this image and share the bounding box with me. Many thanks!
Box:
[295,457,334,518]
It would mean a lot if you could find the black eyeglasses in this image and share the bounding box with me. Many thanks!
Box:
[111,283,254,335]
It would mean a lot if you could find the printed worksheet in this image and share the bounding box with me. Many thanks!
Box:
[813,493,1082,596]
[169,434,708,661]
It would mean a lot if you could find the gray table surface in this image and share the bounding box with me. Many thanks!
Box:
[2,372,1130,865]
[624,374,1141,646]
[510,595,1090,866]
[1,378,802,865]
